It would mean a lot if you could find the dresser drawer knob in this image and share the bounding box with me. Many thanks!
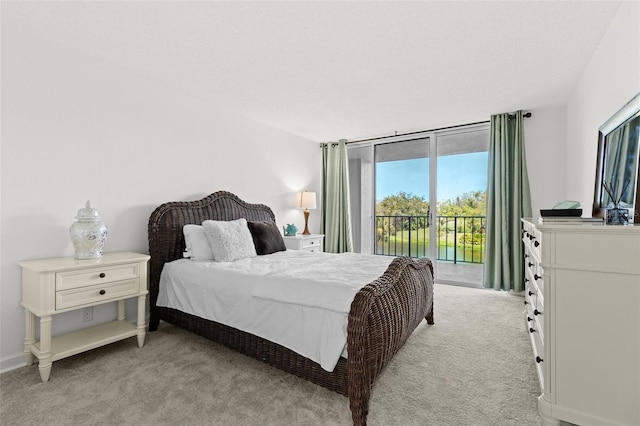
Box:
[527,316,533,322]
[528,291,534,296]
[536,356,543,363]
[529,327,536,333]
[99,273,106,278]
[534,309,542,316]
[534,241,540,247]
[528,262,534,267]
[524,300,528,305]
[534,274,541,281]
[99,289,106,295]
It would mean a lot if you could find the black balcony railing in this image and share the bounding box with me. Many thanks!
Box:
[375,215,486,264]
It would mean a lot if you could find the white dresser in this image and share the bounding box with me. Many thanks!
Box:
[19,252,149,382]
[521,219,640,426]
[283,234,324,253]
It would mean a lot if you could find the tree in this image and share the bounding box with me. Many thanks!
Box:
[437,191,486,217]
[376,191,429,216]
[376,192,429,242]
[437,191,487,247]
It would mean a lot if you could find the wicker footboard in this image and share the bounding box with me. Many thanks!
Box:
[347,256,434,425]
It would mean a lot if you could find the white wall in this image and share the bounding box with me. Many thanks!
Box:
[565,1,640,210]
[1,26,321,371]
[523,107,567,217]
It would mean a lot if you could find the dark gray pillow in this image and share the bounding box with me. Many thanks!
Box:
[247,221,287,255]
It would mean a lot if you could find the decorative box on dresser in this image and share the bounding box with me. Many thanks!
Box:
[19,251,150,382]
[521,219,640,426]
[283,234,324,253]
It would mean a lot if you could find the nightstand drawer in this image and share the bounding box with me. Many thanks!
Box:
[56,264,140,291]
[56,279,140,310]
[302,238,322,249]
[283,234,324,252]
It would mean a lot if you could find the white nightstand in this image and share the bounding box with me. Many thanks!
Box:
[18,251,149,382]
[283,234,324,253]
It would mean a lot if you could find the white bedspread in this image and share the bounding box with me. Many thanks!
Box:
[250,251,395,312]
[156,250,393,371]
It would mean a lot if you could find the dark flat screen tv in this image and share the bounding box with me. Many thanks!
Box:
[592,92,640,224]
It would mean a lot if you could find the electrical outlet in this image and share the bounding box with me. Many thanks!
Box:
[82,307,93,322]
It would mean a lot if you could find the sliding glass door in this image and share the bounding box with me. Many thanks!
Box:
[348,123,489,287]
[375,138,431,258]
[434,127,489,286]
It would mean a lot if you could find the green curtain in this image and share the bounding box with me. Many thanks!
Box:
[321,140,353,253]
[483,111,532,291]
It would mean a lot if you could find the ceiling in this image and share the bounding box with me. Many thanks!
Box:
[3,1,622,142]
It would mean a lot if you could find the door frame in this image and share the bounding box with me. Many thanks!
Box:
[348,122,490,284]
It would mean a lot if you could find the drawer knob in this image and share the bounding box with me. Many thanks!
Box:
[527,316,533,322]
[99,289,106,295]
[529,327,536,333]
[534,274,541,281]
[536,356,543,363]
[528,262,534,267]
[529,234,534,240]
[99,273,106,278]
[534,241,540,247]
[524,253,529,258]
[524,300,528,305]
[528,291,534,296]
[534,309,542,316]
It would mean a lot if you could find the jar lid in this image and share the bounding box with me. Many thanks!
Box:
[75,200,102,220]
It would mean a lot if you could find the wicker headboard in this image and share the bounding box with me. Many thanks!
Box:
[147,191,276,325]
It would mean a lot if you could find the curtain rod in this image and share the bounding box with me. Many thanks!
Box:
[335,120,489,145]
[324,112,531,145]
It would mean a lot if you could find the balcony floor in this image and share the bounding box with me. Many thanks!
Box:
[435,260,484,287]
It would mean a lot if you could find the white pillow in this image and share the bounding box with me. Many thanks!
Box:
[183,225,214,261]
[202,218,257,262]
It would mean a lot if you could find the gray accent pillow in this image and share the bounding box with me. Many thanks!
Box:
[247,221,287,255]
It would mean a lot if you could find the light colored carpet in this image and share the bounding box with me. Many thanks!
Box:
[1,284,543,425]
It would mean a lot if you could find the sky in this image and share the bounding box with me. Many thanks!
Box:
[375,152,489,203]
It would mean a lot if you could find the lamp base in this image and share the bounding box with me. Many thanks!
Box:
[302,209,311,235]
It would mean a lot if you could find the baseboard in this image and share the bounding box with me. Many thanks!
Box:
[0,353,26,374]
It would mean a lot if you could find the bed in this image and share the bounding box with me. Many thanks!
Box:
[148,191,434,425]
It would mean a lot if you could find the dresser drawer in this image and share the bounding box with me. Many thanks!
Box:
[522,223,541,260]
[525,279,536,302]
[56,264,140,291]
[532,325,544,390]
[56,279,140,310]
[534,297,544,333]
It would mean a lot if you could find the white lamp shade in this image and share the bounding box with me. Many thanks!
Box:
[296,191,317,210]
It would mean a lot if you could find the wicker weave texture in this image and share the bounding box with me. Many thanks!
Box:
[147,191,434,426]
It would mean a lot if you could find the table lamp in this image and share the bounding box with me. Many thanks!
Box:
[296,191,317,235]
